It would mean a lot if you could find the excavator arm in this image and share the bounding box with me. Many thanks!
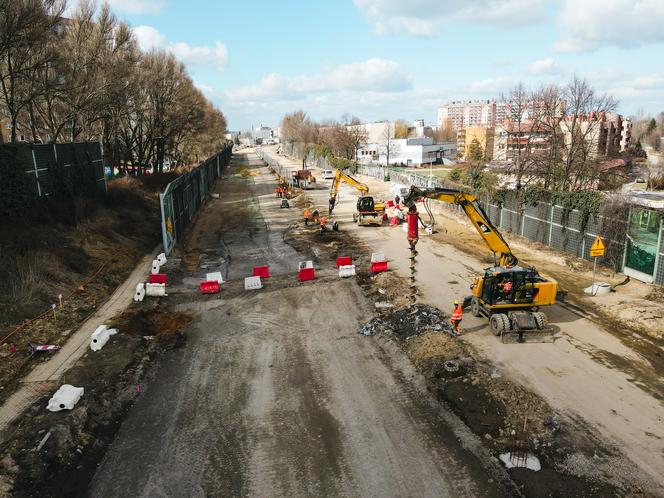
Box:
[330,169,370,208]
[403,186,518,267]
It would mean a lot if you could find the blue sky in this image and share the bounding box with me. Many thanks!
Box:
[104,0,664,131]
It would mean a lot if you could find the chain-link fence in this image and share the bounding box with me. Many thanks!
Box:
[159,144,232,255]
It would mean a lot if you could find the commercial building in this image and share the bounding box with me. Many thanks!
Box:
[358,137,456,167]
[347,121,394,144]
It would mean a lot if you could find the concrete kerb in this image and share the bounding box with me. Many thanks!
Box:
[0,249,159,435]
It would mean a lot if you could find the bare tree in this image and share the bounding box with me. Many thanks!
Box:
[381,122,399,166]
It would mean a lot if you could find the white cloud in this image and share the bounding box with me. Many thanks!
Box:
[108,0,167,15]
[353,0,549,36]
[469,77,514,94]
[133,26,228,71]
[555,0,664,52]
[528,57,559,75]
[225,59,413,101]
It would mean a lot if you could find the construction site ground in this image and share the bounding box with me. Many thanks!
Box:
[261,145,664,495]
[0,148,662,496]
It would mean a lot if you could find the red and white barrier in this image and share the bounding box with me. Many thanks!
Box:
[206,272,224,284]
[253,266,270,278]
[200,280,220,294]
[371,252,388,273]
[146,283,166,297]
[244,276,263,290]
[336,256,352,267]
[298,261,315,282]
[149,274,167,284]
[339,265,356,278]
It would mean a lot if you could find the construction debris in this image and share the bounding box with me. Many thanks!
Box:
[500,452,541,472]
[360,304,452,339]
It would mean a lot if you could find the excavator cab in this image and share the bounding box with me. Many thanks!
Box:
[357,196,375,213]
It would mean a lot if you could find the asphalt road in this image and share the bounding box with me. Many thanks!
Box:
[89,151,505,497]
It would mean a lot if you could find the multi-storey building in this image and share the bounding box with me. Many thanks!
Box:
[457,126,494,160]
[437,100,499,131]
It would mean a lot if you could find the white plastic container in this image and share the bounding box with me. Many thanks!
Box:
[47,385,84,412]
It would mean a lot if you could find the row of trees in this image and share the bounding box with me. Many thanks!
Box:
[0,0,227,169]
[280,111,369,162]
[498,77,620,192]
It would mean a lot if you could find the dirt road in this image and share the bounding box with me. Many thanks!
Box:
[90,151,507,497]
[260,146,664,494]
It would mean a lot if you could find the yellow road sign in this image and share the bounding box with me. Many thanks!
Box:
[166,217,173,233]
[589,236,605,257]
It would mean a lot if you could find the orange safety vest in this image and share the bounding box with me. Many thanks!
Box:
[320,216,327,226]
[451,306,462,321]
[304,209,310,218]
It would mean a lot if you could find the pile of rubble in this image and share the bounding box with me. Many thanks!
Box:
[360,304,452,340]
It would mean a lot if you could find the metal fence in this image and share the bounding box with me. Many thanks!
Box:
[159,144,232,255]
[355,163,636,272]
[2,142,105,197]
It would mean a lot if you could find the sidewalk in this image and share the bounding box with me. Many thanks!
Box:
[0,251,156,435]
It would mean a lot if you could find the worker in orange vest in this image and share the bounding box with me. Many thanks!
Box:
[320,215,327,232]
[451,299,463,336]
[303,208,310,225]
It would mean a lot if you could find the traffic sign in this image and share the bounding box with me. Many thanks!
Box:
[589,236,605,257]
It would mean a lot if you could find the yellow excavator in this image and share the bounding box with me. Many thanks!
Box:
[329,169,385,226]
[402,186,557,343]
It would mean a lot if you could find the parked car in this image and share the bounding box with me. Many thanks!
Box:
[321,169,334,180]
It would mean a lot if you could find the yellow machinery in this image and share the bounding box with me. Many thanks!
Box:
[403,186,557,343]
[329,169,385,226]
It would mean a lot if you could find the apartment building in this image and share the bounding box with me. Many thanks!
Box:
[438,100,504,131]
[559,113,632,159]
[457,127,494,161]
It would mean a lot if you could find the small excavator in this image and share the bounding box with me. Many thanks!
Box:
[402,186,557,343]
[329,169,385,226]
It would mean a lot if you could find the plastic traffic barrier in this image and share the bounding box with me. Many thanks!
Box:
[371,261,388,273]
[252,266,270,278]
[339,265,356,278]
[244,276,263,290]
[336,256,352,267]
[386,200,395,208]
[199,280,220,294]
[156,253,167,266]
[298,261,315,282]
[134,283,145,302]
[47,385,84,412]
[150,259,161,275]
[149,274,167,284]
[145,283,166,297]
[90,325,118,352]
[206,272,224,284]
[371,252,386,263]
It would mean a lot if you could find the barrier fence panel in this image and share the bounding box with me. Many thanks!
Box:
[160,144,232,255]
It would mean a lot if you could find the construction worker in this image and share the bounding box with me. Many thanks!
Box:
[451,300,463,336]
[328,196,335,216]
[303,208,310,226]
[320,215,327,232]
[497,276,513,302]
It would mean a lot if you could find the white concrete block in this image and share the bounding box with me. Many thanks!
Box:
[90,325,118,352]
[339,265,356,278]
[244,276,263,290]
[206,272,224,284]
[47,385,84,412]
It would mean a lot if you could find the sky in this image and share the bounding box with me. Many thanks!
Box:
[100,0,664,131]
